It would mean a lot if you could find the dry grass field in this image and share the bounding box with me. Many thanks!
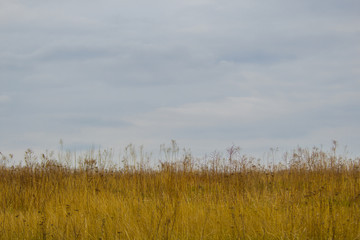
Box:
[0,141,359,239]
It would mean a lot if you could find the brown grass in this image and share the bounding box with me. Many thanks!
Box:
[0,141,359,239]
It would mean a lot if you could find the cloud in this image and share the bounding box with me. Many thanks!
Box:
[0,95,10,103]
[1,0,360,158]
[127,97,292,128]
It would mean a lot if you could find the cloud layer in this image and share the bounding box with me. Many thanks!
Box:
[1,0,360,158]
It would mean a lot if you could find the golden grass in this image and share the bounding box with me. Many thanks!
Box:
[0,142,360,239]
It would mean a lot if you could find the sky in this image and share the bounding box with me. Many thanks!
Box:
[1,0,360,161]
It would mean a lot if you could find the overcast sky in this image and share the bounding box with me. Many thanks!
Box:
[1,0,360,160]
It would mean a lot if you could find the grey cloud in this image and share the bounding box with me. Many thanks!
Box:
[0,95,10,103]
[35,46,116,62]
[219,51,296,65]
[1,0,360,157]
[60,115,131,128]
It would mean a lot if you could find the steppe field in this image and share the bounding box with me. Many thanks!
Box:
[1,141,360,239]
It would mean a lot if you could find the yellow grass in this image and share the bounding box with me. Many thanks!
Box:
[0,141,360,239]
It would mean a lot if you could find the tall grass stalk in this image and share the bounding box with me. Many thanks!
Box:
[0,142,359,239]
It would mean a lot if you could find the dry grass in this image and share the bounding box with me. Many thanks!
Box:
[0,141,360,239]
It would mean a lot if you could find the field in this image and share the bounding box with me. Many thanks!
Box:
[0,141,360,239]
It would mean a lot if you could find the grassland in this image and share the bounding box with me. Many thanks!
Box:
[0,141,360,239]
